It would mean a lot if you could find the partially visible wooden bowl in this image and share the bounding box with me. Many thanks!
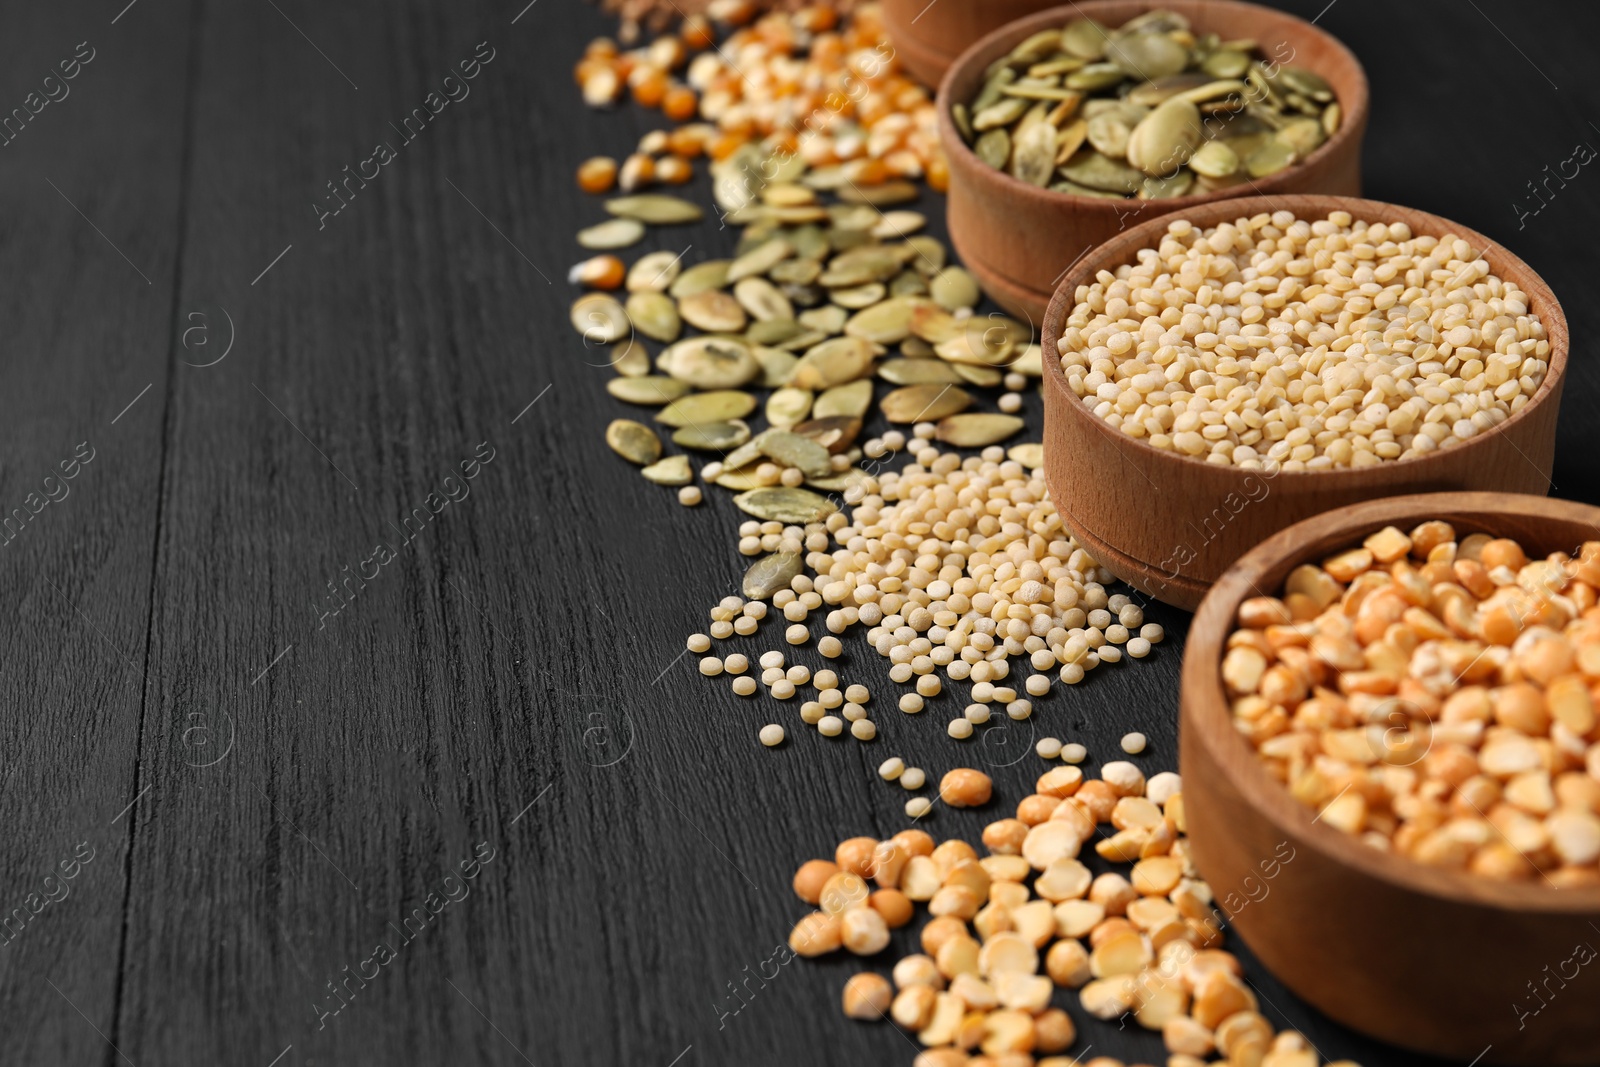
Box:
[1181,492,1600,1065]
[1041,195,1569,610]
[882,0,1061,88]
[937,0,1369,324]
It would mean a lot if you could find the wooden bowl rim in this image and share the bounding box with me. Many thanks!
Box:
[1182,490,1600,914]
[935,0,1372,212]
[1040,193,1572,486]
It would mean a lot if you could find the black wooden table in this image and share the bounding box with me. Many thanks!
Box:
[2,1,1596,1064]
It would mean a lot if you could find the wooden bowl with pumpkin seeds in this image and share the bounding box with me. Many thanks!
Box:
[936,0,1369,324]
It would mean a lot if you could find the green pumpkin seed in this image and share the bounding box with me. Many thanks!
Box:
[1011,120,1059,185]
[770,258,823,287]
[641,454,693,486]
[1008,442,1045,469]
[972,68,1017,112]
[743,551,804,600]
[606,375,692,406]
[1065,62,1126,91]
[753,345,800,388]
[878,358,966,386]
[571,293,631,344]
[952,101,974,142]
[606,419,662,465]
[733,277,794,322]
[790,336,875,390]
[909,302,964,345]
[973,97,1029,131]
[674,419,751,451]
[1188,139,1239,178]
[1009,29,1064,65]
[746,319,805,346]
[1276,117,1326,157]
[1061,17,1111,59]
[1086,114,1132,159]
[774,327,830,351]
[626,291,682,343]
[799,305,848,335]
[1201,50,1251,78]
[806,469,867,493]
[906,236,947,275]
[766,387,813,428]
[727,238,794,282]
[1279,66,1334,102]
[610,337,650,377]
[678,290,748,333]
[577,218,645,250]
[733,487,837,524]
[1322,102,1342,137]
[1245,138,1297,178]
[604,194,704,224]
[660,337,761,389]
[1002,80,1082,102]
[1128,72,1215,106]
[953,363,1004,388]
[814,379,874,420]
[1126,97,1202,177]
[1139,171,1194,198]
[1059,149,1144,194]
[880,383,974,423]
[830,283,888,310]
[669,260,732,299]
[821,245,907,288]
[846,296,928,344]
[627,250,685,292]
[1052,177,1125,197]
[936,413,1025,447]
[714,469,769,490]
[655,389,758,428]
[872,211,926,239]
[930,267,981,311]
[889,270,929,297]
[975,128,1013,170]
[937,329,1016,367]
[759,431,833,478]
[901,337,936,359]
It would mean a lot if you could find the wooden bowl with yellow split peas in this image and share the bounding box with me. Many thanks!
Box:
[1181,492,1600,1065]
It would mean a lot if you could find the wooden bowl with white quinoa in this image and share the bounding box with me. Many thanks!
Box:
[1040,194,1569,610]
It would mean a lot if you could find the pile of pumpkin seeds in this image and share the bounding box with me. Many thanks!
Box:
[576,160,1043,505]
[952,8,1341,199]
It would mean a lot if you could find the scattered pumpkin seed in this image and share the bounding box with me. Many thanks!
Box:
[880,383,973,423]
[604,194,704,224]
[733,277,794,322]
[727,238,794,282]
[845,296,926,345]
[679,290,749,333]
[660,337,761,389]
[571,293,631,344]
[752,345,801,387]
[743,551,804,600]
[655,389,758,428]
[626,250,685,292]
[791,336,875,390]
[733,487,838,524]
[640,454,693,486]
[837,180,918,206]
[936,413,1026,447]
[1008,442,1045,469]
[577,218,646,250]
[813,379,874,420]
[758,431,833,478]
[606,419,662,465]
[878,357,966,386]
[625,291,682,343]
[606,375,692,406]
[766,387,814,428]
[610,337,650,377]
[830,283,888,310]
[669,260,731,299]
[673,419,751,451]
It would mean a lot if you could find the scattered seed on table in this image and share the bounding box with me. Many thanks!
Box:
[687,633,711,653]
[900,767,926,791]
[760,651,785,670]
[760,724,785,747]
[940,768,992,808]
[818,715,843,737]
[786,665,811,686]
[678,486,702,506]
[1007,700,1032,720]
[842,702,865,721]
[947,719,973,740]
[1121,732,1147,755]
[771,680,797,700]
[743,602,768,621]
[732,677,757,697]
[905,797,931,819]
[800,702,824,725]
[699,656,723,677]
[1036,737,1063,760]
[845,684,870,704]
[734,616,759,636]
[814,670,839,691]
[899,693,924,714]
[786,624,809,646]
[915,675,941,698]
[964,704,990,724]
[851,720,876,741]
[724,654,748,675]
[1062,743,1087,764]
[818,636,842,658]
[1025,675,1051,697]
[709,620,733,640]
[1126,637,1152,658]
[820,690,844,710]
[879,757,905,781]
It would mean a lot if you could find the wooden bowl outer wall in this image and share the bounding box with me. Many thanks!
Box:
[881,0,1063,88]
[937,0,1370,324]
[1181,492,1600,1065]
[1039,194,1570,611]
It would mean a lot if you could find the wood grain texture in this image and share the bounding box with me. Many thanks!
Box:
[1181,493,1600,1065]
[0,2,1594,1066]
[1040,194,1569,609]
[938,0,1370,323]
[881,0,1062,87]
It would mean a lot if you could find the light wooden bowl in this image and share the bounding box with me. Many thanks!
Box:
[1040,194,1570,611]
[881,0,1061,88]
[1181,492,1600,1065]
[937,0,1369,324]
